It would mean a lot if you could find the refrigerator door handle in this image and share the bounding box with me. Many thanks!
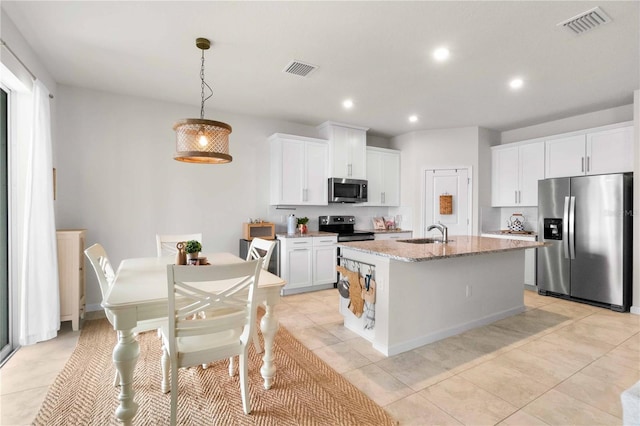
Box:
[563,196,570,259]
[568,196,576,260]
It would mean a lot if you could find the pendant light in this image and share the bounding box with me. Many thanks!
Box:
[173,38,232,164]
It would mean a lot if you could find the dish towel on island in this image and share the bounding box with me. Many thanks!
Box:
[336,266,364,317]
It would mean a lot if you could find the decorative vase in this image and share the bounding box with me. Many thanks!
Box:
[187,252,200,265]
[175,242,187,265]
[298,224,308,234]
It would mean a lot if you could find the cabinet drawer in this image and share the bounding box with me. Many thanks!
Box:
[312,236,337,246]
[287,239,312,248]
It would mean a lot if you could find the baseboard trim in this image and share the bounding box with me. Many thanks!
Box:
[630,305,640,315]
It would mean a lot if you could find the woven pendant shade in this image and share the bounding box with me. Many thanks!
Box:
[173,118,232,164]
[173,37,232,164]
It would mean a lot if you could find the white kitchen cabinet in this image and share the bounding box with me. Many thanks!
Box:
[587,125,634,175]
[279,234,338,294]
[280,238,313,290]
[57,229,86,331]
[545,123,633,178]
[312,236,338,285]
[364,147,401,206]
[269,133,328,205]
[545,134,586,178]
[317,121,368,179]
[491,141,544,207]
[374,231,412,241]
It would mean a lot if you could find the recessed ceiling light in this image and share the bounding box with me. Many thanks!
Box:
[433,47,450,62]
[509,78,524,89]
[343,99,354,109]
[409,115,418,123]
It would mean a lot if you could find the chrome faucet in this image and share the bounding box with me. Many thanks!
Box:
[427,222,448,243]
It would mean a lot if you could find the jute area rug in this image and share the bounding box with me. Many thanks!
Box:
[34,317,397,425]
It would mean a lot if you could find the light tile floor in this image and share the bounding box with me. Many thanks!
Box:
[1,289,639,425]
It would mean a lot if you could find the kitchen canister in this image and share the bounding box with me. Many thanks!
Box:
[287,214,297,234]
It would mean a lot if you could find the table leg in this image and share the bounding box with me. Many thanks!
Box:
[113,329,140,425]
[259,303,278,390]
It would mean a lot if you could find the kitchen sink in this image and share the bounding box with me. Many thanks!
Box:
[397,238,453,244]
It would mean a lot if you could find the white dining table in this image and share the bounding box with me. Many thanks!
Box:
[103,252,285,426]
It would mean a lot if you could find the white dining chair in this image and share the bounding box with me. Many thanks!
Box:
[245,237,277,353]
[84,243,166,386]
[156,233,203,257]
[160,259,262,422]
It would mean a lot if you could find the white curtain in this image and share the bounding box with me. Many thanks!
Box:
[19,79,59,345]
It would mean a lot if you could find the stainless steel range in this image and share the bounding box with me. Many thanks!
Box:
[318,216,374,242]
[319,215,374,288]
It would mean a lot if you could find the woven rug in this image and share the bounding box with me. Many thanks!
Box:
[34,317,396,425]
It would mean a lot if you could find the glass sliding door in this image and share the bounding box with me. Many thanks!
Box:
[0,88,12,364]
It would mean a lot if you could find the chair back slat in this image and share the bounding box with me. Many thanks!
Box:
[84,243,116,325]
[166,260,262,356]
[156,233,203,257]
[246,238,276,271]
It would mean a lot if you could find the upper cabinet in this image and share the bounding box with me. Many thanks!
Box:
[269,133,329,206]
[545,123,633,178]
[317,121,368,179]
[364,147,401,206]
[491,141,544,207]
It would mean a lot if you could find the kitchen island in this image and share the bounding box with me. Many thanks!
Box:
[337,236,546,356]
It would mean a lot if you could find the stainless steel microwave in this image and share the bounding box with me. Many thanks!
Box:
[328,178,368,203]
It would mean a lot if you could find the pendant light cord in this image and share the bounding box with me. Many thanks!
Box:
[200,48,213,119]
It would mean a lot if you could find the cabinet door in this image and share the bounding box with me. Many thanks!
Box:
[305,142,329,205]
[285,248,312,289]
[545,135,586,178]
[347,127,367,179]
[587,126,634,175]
[491,146,519,206]
[313,245,337,285]
[330,126,351,178]
[518,142,545,206]
[381,151,400,206]
[365,150,383,205]
[279,139,305,204]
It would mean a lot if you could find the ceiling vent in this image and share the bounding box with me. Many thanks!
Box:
[558,6,611,34]
[283,60,317,77]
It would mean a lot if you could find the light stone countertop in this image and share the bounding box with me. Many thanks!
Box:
[338,235,546,262]
[276,231,338,239]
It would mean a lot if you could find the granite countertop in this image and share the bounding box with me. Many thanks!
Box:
[363,229,413,234]
[276,231,338,239]
[338,235,546,262]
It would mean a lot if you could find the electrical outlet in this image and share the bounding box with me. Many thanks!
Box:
[466,285,472,297]
[280,215,285,223]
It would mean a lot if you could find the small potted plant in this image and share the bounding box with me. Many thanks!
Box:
[297,217,309,234]
[184,240,202,262]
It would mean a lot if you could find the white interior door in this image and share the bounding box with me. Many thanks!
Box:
[424,168,471,237]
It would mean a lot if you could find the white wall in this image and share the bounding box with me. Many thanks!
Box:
[390,127,485,236]
[56,85,392,309]
[500,104,633,144]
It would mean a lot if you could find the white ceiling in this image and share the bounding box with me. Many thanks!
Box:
[3,1,639,137]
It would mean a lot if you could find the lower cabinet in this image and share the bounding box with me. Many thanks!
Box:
[279,235,337,295]
[374,231,412,241]
[56,229,86,330]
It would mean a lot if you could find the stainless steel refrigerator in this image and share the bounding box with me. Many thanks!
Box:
[537,173,633,311]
